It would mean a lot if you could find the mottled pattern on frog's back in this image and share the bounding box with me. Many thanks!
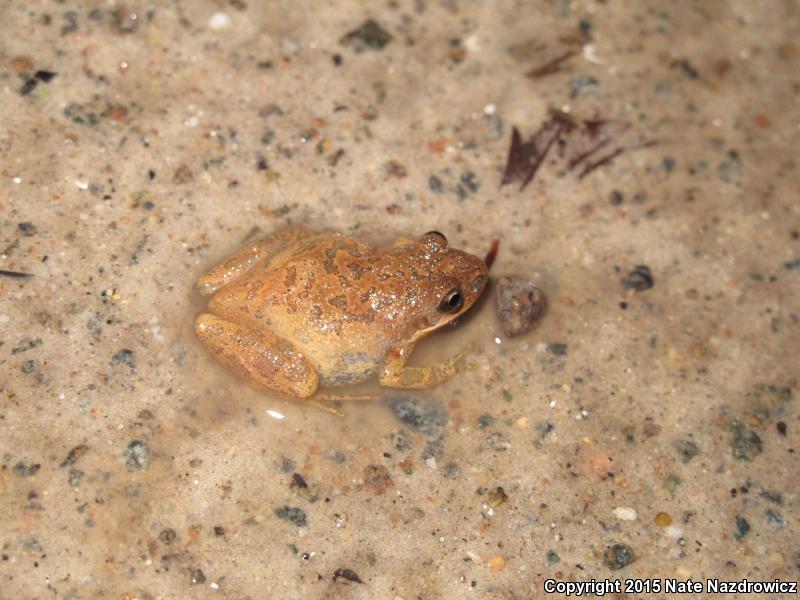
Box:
[205,230,488,386]
[208,233,388,384]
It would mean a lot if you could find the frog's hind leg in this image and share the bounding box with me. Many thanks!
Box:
[195,313,318,398]
[197,227,314,296]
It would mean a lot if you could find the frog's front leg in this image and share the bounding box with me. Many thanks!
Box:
[378,342,474,389]
[195,314,318,398]
[197,227,313,296]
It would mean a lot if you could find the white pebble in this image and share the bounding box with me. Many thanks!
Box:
[665,525,684,539]
[208,12,231,30]
[613,507,637,521]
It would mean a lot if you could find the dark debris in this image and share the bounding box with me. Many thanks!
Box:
[340,19,393,52]
[333,568,364,584]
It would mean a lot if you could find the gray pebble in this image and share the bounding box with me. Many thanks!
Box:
[495,276,546,337]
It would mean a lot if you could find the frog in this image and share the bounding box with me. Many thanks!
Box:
[194,227,488,399]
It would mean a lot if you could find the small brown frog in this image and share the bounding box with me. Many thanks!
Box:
[195,228,488,398]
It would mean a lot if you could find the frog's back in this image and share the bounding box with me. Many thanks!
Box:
[209,232,390,385]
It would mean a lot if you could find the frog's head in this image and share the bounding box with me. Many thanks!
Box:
[405,230,489,341]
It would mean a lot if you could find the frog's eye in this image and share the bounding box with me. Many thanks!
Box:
[438,288,463,313]
[425,230,447,244]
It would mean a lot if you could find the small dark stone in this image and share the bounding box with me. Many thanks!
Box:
[19,79,38,96]
[569,75,599,99]
[460,171,479,193]
[34,70,57,82]
[260,129,276,146]
[18,222,37,236]
[548,343,567,356]
[290,473,308,489]
[189,568,206,585]
[279,456,296,472]
[495,276,547,337]
[536,420,555,439]
[333,568,364,584]
[387,396,447,438]
[621,265,654,291]
[11,338,42,354]
[765,509,784,528]
[159,528,177,544]
[13,462,40,477]
[214,526,225,536]
[332,53,343,66]
[60,444,89,467]
[546,550,560,563]
[674,439,700,463]
[326,450,346,463]
[340,19,393,51]
[428,175,444,193]
[776,421,787,436]
[603,543,635,570]
[679,59,699,79]
[609,190,624,205]
[275,505,308,527]
[68,469,84,487]
[478,414,495,429]
[734,516,750,540]
[759,489,783,505]
[730,420,763,461]
[391,430,412,452]
[110,348,136,372]
[125,440,150,470]
[442,462,460,479]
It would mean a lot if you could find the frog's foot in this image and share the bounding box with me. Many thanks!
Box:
[378,343,476,389]
[197,227,314,296]
[195,313,318,398]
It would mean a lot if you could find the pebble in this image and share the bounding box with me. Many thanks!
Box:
[654,512,672,527]
[495,276,546,337]
[603,543,635,570]
[208,12,231,30]
[612,507,637,521]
